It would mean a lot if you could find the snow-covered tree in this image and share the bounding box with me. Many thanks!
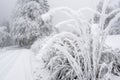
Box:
[0,26,12,47]
[94,0,120,35]
[11,17,40,47]
[0,19,10,32]
[11,0,53,47]
[17,0,49,12]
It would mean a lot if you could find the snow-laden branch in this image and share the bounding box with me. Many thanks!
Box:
[106,8,120,19]
[37,32,79,59]
[54,44,84,80]
[93,0,110,79]
[41,7,93,37]
[42,7,79,22]
[55,19,76,28]
[48,7,78,18]
[37,32,85,80]
[99,0,110,30]
[55,19,82,35]
[78,7,101,16]
[104,13,120,34]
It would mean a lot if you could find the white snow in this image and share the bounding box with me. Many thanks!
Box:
[105,35,120,49]
[0,49,34,80]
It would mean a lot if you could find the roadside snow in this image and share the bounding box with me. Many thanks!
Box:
[0,47,49,80]
[106,35,120,49]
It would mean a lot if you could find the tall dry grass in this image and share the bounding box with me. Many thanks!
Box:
[36,0,120,80]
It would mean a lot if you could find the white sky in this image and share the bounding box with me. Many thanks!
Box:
[0,0,99,23]
[0,0,17,21]
[49,0,99,10]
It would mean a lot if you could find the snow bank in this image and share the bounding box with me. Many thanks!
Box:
[106,35,120,49]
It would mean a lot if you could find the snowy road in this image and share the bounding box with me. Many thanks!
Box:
[0,49,34,80]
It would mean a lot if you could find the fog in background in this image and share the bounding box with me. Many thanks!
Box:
[0,0,99,25]
[0,0,17,24]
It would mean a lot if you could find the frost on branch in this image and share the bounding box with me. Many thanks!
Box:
[37,32,84,80]
[36,31,120,80]
[94,0,120,35]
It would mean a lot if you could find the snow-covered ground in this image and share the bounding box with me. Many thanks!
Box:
[0,47,50,80]
[0,49,34,80]
[106,35,120,49]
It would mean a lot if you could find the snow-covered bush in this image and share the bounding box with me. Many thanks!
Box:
[36,0,120,80]
[37,32,117,80]
[100,48,120,77]
[37,32,83,80]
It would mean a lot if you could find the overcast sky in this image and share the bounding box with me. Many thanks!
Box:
[0,0,17,22]
[49,0,99,10]
[0,0,99,24]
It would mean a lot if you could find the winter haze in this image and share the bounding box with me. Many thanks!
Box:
[0,0,120,80]
[0,0,99,24]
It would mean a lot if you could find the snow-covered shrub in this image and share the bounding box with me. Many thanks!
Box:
[100,49,115,64]
[111,49,120,76]
[37,32,84,80]
[37,32,116,80]
[36,0,120,80]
